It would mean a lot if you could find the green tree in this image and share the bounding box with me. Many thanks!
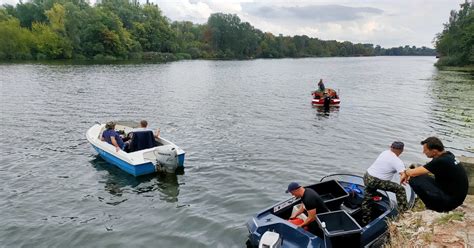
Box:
[435,1,474,66]
[129,4,176,53]
[32,22,72,59]
[0,17,34,59]
[9,0,47,28]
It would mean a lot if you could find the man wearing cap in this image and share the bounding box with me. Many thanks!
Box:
[101,121,126,152]
[361,141,407,225]
[401,137,468,212]
[287,182,329,232]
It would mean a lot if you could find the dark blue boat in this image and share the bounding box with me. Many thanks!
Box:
[246,174,415,248]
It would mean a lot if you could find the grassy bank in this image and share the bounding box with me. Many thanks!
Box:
[436,65,474,72]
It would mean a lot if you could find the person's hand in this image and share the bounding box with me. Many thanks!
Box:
[400,171,410,185]
[116,146,120,152]
[404,176,411,185]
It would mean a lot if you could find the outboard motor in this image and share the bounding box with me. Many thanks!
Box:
[258,231,282,248]
[323,95,331,111]
[154,145,178,173]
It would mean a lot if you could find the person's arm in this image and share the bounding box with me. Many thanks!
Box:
[154,128,160,138]
[405,166,429,177]
[299,208,316,228]
[290,204,305,219]
[401,166,429,184]
[110,136,120,152]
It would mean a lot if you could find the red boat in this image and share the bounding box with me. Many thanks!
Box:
[311,88,340,107]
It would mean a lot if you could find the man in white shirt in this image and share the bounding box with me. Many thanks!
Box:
[361,141,407,225]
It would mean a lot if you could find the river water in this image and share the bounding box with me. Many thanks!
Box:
[0,57,473,247]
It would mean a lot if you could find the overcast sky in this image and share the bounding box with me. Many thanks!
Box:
[0,0,466,48]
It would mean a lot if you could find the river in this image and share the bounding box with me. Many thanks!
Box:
[0,57,473,247]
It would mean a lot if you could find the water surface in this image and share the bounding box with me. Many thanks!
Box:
[0,57,473,247]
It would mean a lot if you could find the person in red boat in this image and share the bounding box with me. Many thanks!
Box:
[317,79,325,92]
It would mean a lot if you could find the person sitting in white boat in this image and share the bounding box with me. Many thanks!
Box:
[287,182,329,233]
[127,120,160,152]
[101,121,127,152]
[131,120,160,138]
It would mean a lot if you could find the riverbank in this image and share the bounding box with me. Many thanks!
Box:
[386,195,474,247]
[386,157,474,247]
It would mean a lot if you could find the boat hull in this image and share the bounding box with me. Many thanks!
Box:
[312,98,341,106]
[92,144,157,176]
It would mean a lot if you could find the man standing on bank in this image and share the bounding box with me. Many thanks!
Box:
[361,141,408,225]
[287,182,329,231]
[401,137,468,212]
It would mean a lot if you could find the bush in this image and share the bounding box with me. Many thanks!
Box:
[436,53,464,66]
[36,53,47,60]
[128,52,142,59]
[142,52,177,61]
[93,54,118,60]
[72,54,87,60]
[175,53,191,60]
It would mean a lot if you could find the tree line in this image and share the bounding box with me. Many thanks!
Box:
[0,0,436,61]
[434,1,473,66]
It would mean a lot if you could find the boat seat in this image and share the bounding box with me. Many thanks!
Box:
[129,130,157,152]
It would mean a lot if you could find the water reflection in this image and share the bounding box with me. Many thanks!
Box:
[429,70,474,155]
[89,157,181,202]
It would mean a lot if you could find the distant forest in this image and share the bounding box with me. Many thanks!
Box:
[0,0,436,61]
[434,1,473,66]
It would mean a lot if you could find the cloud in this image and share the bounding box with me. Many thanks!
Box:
[242,4,383,23]
[155,0,245,23]
[154,0,212,23]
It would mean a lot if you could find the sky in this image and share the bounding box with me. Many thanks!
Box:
[0,0,467,48]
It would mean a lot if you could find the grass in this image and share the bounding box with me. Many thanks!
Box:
[434,211,464,225]
[411,198,426,212]
[437,65,474,72]
[420,232,434,243]
[412,215,423,229]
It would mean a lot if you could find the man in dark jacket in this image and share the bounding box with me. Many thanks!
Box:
[401,137,468,212]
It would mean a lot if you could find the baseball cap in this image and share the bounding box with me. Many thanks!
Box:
[286,182,301,193]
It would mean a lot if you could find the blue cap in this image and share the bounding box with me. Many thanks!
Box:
[286,182,301,193]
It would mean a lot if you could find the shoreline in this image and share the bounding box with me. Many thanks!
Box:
[0,55,440,65]
[385,195,474,247]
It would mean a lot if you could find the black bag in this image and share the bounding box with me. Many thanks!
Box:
[344,184,363,209]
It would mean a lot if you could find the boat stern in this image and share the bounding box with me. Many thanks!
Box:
[246,203,323,248]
